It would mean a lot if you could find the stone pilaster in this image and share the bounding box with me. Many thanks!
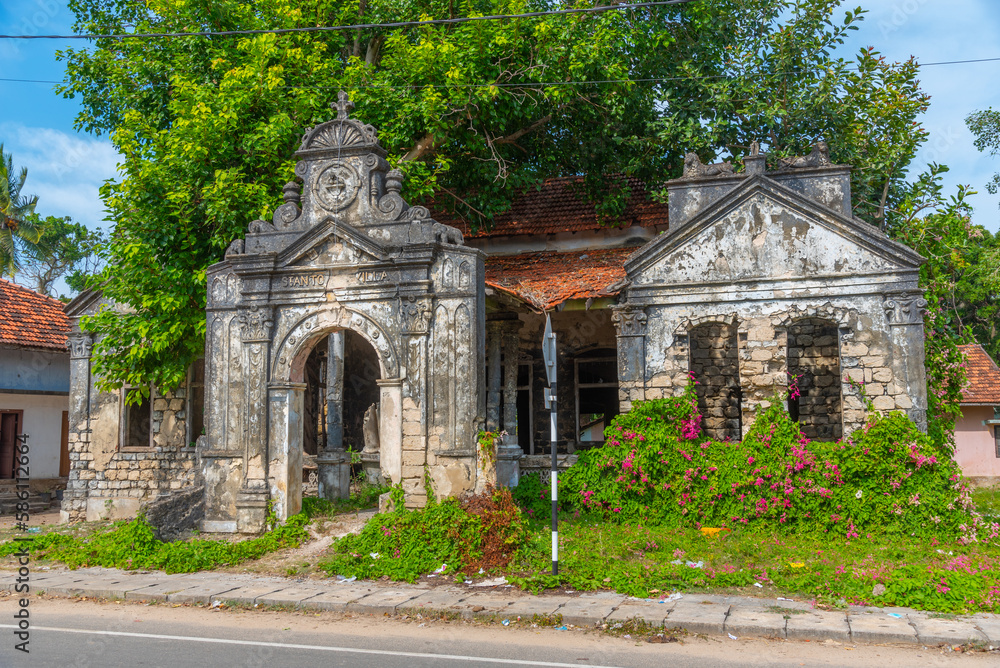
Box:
[61,331,94,523]
[236,304,273,533]
[612,306,647,412]
[883,292,929,431]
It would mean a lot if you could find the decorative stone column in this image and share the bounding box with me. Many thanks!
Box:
[883,293,929,431]
[236,304,273,533]
[485,321,502,433]
[317,331,350,500]
[61,332,93,523]
[612,306,648,412]
[496,319,522,487]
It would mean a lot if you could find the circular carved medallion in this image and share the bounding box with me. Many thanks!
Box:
[314,163,360,211]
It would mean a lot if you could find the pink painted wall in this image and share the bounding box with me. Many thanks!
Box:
[954,406,1000,478]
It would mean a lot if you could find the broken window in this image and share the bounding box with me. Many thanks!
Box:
[787,319,842,441]
[575,349,619,445]
[688,322,742,441]
[188,358,205,447]
[121,387,151,449]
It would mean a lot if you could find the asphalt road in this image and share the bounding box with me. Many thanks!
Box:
[1,598,994,668]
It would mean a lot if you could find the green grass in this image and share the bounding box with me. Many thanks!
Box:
[505,513,1000,614]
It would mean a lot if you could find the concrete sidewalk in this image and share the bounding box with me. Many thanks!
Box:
[7,567,999,647]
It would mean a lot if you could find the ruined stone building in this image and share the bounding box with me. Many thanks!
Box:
[62,96,928,531]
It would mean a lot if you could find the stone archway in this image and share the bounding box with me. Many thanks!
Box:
[199,93,485,534]
[265,306,403,521]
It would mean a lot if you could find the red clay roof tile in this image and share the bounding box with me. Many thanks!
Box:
[0,279,70,351]
[432,175,668,239]
[485,247,632,311]
[958,344,1000,405]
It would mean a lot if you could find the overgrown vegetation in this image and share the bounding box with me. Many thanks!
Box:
[557,382,993,544]
[0,512,309,574]
[319,486,525,581]
[301,482,389,518]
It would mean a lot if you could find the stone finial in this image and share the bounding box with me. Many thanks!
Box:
[385,169,404,194]
[282,181,301,205]
[779,141,831,169]
[682,152,735,179]
[332,90,355,120]
[743,141,766,175]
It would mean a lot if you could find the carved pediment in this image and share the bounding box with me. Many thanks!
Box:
[278,217,388,268]
[626,178,924,285]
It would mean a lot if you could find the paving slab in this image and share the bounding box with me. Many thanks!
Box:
[503,595,573,622]
[217,584,290,605]
[724,607,787,639]
[664,600,729,635]
[397,587,471,616]
[255,586,330,607]
[785,610,850,641]
[297,586,370,612]
[972,616,1000,644]
[848,612,919,644]
[454,592,514,620]
[164,583,243,605]
[347,587,424,615]
[121,579,222,602]
[556,594,628,627]
[605,599,671,626]
[910,616,987,645]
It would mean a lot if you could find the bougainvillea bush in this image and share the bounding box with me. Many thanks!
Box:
[559,381,997,545]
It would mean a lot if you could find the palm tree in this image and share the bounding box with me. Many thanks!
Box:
[0,143,40,278]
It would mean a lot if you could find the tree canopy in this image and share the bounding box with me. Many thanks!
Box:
[59,0,937,391]
[19,215,106,299]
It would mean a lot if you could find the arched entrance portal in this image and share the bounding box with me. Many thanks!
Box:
[200,93,484,534]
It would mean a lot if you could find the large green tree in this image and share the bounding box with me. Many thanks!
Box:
[59,0,932,391]
[0,144,40,278]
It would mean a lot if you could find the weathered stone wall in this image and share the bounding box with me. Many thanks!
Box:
[621,148,928,439]
[61,295,202,523]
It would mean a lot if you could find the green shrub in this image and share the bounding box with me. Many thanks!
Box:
[320,487,526,581]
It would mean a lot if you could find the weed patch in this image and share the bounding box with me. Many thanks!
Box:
[0,513,309,573]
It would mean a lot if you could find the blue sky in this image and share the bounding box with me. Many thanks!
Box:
[1,0,999,240]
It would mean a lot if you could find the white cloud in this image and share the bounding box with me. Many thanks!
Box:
[0,123,119,231]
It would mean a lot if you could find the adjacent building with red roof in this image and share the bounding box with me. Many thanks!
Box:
[954,344,1000,482]
[0,279,71,484]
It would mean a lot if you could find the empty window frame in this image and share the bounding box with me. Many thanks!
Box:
[121,387,152,449]
[787,319,843,441]
[688,323,742,442]
[575,351,619,445]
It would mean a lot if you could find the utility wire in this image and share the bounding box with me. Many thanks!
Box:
[3,56,996,89]
[0,0,697,40]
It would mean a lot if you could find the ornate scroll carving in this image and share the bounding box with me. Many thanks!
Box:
[778,141,832,169]
[298,91,379,152]
[682,153,735,178]
[225,238,244,256]
[248,219,276,234]
[399,296,432,335]
[883,293,928,325]
[238,305,274,342]
[68,333,93,359]
[612,307,648,337]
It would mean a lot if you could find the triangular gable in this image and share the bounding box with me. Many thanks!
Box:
[625,175,923,284]
[277,216,389,268]
[64,287,106,318]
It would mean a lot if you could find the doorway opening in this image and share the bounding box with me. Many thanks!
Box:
[300,330,381,497]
